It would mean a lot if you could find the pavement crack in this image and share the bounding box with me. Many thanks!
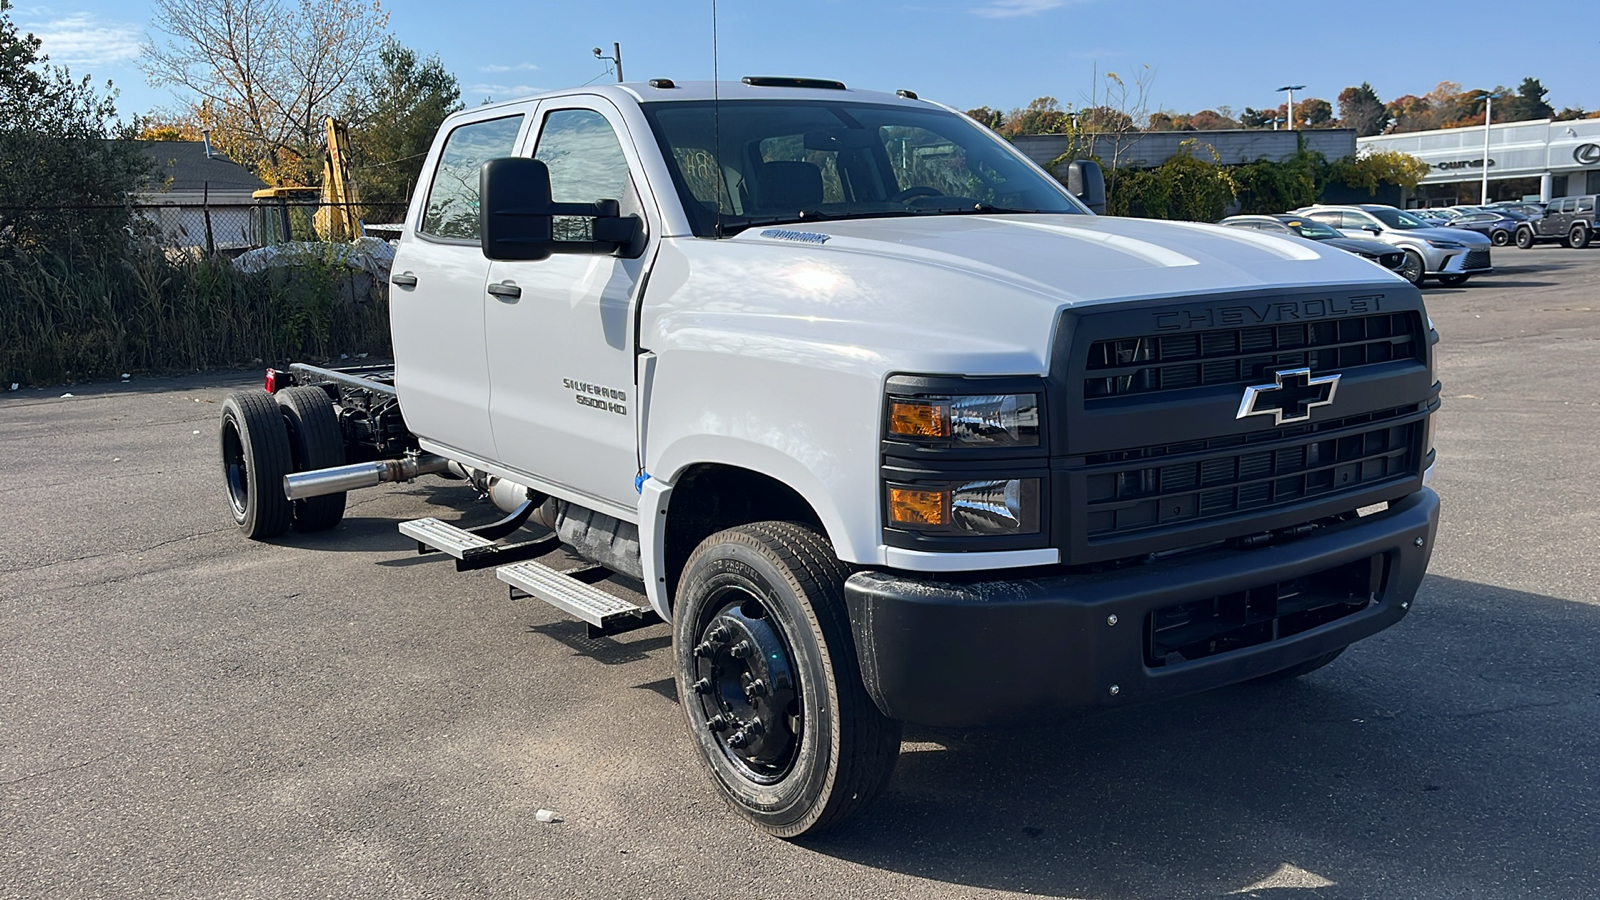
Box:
[0,528,232,576]
[1,754,110,787]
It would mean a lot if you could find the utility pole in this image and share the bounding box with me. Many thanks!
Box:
[1278,84,1305,131]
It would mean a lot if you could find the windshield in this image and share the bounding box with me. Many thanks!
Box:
[1368,207,1429,230]
[1279,218,1343,239]
[640,100,1084,237]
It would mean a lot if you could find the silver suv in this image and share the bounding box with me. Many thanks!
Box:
[1293,204,1493,286]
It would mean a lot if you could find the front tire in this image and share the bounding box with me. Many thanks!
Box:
[1398,249,1425,286]
[674,522,900,838]
[1491,229,1510,246]
[275,386,347,532]
[1515,227,1535,249]
[220,390,294,539]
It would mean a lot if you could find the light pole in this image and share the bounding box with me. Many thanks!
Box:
[592,43,623,83]
[1475,91,1505,204]
[1278,84,1305,130]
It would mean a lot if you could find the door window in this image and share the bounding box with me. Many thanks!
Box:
[535,108,635,241]
[420,115,524,240]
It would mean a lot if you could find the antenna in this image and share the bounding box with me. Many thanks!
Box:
[711,0,723,237]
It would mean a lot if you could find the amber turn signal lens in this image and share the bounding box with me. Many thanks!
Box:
[888,487,947,526]
[889,401,947,438]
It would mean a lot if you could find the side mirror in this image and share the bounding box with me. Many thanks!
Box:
[1066,160,1106,215]
[1363,224,1382,235]
[479,157,643,261]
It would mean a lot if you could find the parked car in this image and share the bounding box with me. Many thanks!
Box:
[1293,204,1493,286]
[1448,210,1527,246]
[1218,214,1407,270]
[1410,209,1454,225]
[1513,195,1598,249]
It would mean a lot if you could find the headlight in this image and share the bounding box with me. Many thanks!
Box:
[887,393,1040,448]
[1426,239,1464,249]
[887,478,1041,536]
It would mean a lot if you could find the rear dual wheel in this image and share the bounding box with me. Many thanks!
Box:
[674,522,901,838]
[220,387,346,539]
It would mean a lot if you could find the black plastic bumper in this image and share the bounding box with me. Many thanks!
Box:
[845,488,1439,727]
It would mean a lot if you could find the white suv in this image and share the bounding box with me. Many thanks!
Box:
[1294,204,1492,286]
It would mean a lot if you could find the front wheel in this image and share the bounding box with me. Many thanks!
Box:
[1398,249,1425,286]
[1515,227,1535,249]
[674,522,901,838]
[1491,229,1511,246]
[1570,224,1592,250]
[1437,274,1470,287]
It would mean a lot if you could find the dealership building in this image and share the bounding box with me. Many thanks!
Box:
[1359,117,1600,206]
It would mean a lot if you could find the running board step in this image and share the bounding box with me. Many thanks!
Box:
[497,560,657,634]
[399,517,494,559]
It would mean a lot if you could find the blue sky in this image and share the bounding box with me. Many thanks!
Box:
[15,0,1596,125]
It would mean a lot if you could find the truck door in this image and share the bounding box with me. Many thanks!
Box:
[483,101,655,512]
[391,113,526,458]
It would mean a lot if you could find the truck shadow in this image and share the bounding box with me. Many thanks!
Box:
[804,574,1600,899]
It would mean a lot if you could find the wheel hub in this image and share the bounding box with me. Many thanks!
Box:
[691,597,799,781]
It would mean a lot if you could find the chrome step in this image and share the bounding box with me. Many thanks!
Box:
[497,560,649,629]
[399,516,495,559]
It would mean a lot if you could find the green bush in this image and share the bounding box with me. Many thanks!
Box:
[0,247,391,386]
[1107,141,1237,222]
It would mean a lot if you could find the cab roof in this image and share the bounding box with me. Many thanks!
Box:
[466,79,932,115]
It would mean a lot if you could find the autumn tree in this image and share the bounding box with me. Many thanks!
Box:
[965,106,1005,131]
[1240,106,1280,129]
[1187,109,1237,130]
[1294,98,1333,128]
[342,39,461,209]
[141,0,390,185]
[1001,97,1071,136]
[1387,94,1434,132]
[1337,83,1389,136]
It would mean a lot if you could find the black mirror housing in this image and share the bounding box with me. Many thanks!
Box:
[1066,160,1106,215]
[481,157,556,261]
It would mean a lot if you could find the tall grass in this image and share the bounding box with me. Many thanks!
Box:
[0,245,392,386]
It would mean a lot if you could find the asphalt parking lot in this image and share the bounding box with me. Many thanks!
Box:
[3,245,1598,899]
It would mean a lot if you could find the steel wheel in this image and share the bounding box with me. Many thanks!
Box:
[689,588,803,784]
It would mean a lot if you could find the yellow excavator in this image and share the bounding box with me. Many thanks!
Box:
[252,117,361,245]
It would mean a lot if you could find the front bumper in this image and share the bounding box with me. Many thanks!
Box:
[845,488,1439,727]
[1427,248,1492,276]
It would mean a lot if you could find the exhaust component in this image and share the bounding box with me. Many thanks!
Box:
[283,454,450,501]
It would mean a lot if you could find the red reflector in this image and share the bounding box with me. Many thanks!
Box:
[264,368,278,393]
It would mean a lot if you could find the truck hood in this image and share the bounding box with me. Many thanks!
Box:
[728,213,1400,305]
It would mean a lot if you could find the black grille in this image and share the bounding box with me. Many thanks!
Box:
[1083,312,1422,401]
[1145,553,1384,667]
[1083,406,1420,539]
[1462,249,1491,271]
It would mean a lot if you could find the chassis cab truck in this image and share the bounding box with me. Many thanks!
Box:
[218,78,1441,838]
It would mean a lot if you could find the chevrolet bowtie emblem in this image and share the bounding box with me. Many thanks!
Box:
[1236,367,1340,425]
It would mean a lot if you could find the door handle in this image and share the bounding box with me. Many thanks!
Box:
[487,281,521,300]
[390,271,418,288]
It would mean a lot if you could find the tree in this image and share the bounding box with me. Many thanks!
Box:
[1554,106,1589,122]
[1240,106,1278,129]
[1506,77,1554,122]
[1329,149,1430,194]
[0,0,148,255]
[965,106,1004,131]
[1387,94,1434,132]
[1001,97,1070,136]
[1337,83,1389,136]
[1188,109,1237,130]
[342,39,461,209]
[141,0,390,185]
[1295,98,1334,128]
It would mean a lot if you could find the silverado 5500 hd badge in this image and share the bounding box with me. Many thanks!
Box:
[564,378,627,415]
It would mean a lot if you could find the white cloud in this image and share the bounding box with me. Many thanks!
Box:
[469,83,544,100]
[480,63,540,73]
[971,0,1067,17]
[23,11,143,68]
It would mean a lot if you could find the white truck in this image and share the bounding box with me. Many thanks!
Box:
[218,77,1441,838]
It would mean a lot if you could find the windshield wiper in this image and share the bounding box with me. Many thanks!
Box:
[910,203,1044,216]
[716,209,921,237]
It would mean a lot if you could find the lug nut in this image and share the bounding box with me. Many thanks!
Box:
[692,677,712,695]
[729,641,754,659]
[742,718,766,736]
[706,714,731,732]
[727,730,749,749]
[743,679,768,700]
[707,624,732,642]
